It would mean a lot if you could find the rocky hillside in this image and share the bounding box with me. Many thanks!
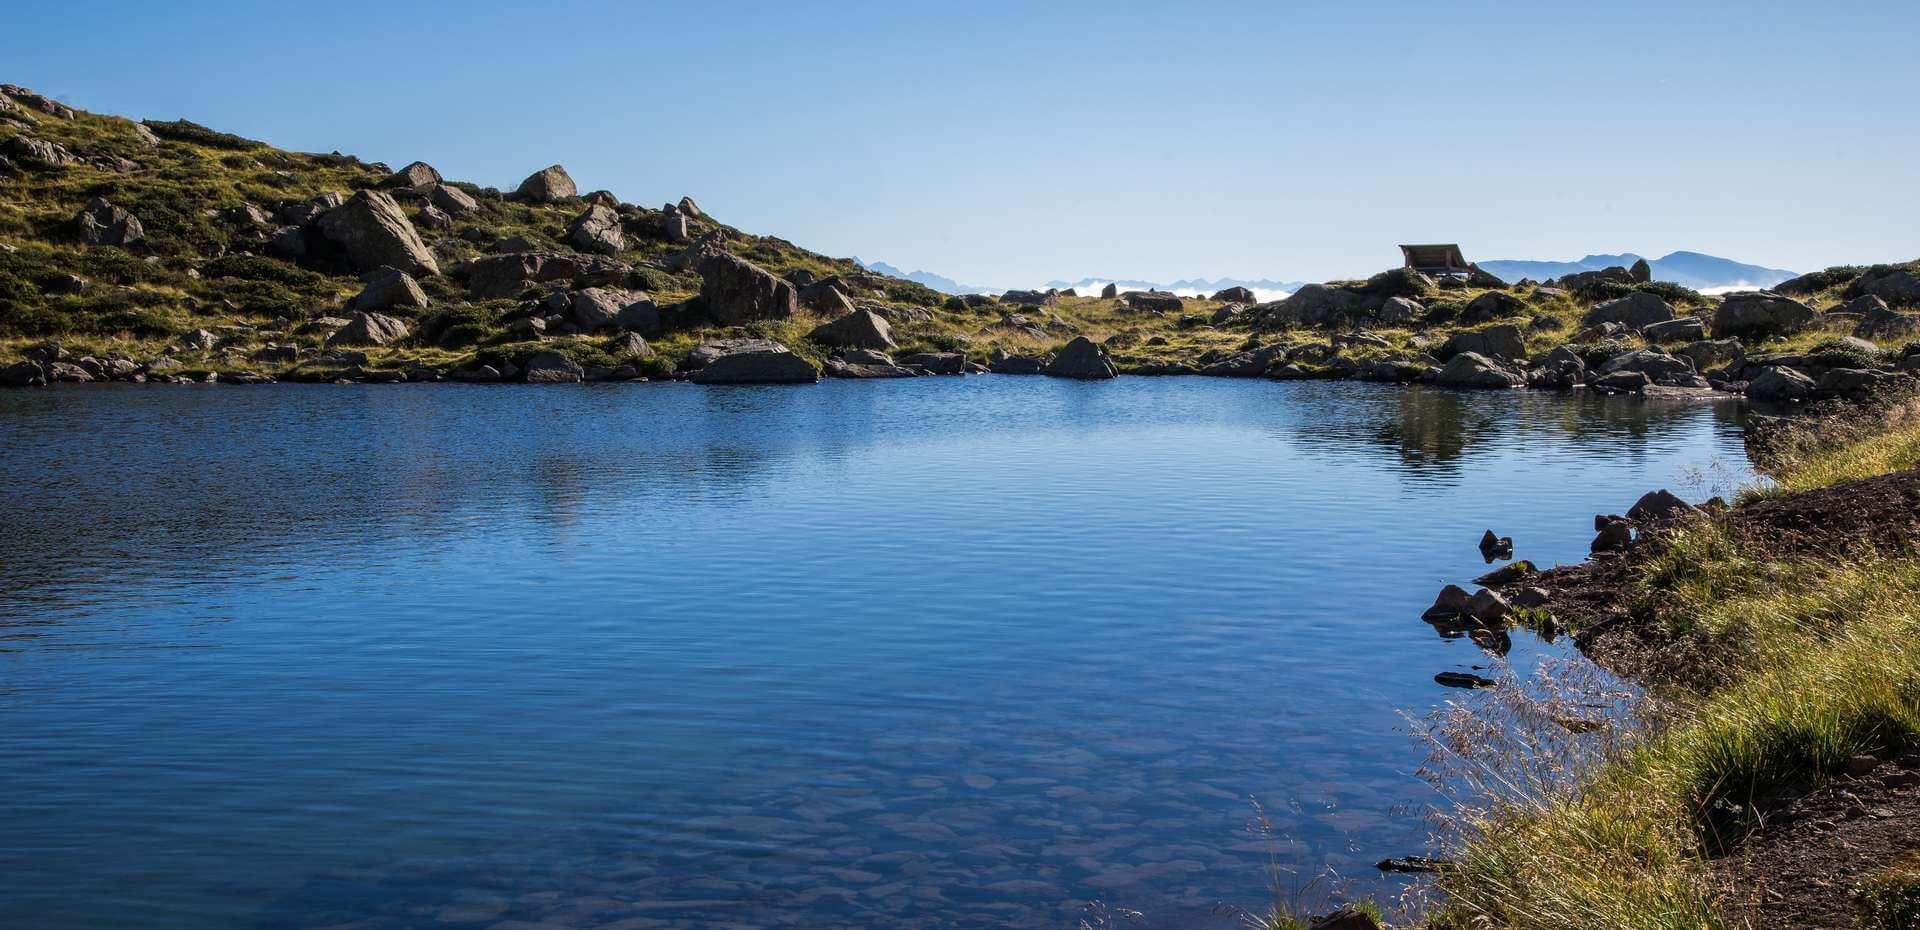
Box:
[4,83,1920,395]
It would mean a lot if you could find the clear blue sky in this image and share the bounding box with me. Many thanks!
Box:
[7,0,1917,286]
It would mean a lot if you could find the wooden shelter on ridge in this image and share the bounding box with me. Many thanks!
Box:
[1399,243,1471,276]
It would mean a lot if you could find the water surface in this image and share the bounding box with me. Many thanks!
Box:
[0,378,1749,929]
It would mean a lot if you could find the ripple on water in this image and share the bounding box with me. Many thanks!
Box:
[0,378,1751,929]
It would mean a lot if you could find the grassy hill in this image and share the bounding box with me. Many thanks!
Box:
[2,84,1917,388]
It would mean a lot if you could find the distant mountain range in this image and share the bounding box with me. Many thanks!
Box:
[1475,251,1797,292]
[858,249,1798,300]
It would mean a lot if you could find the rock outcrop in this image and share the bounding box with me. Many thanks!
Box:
[1043,336,1118,379]
[74,196,144,247]
[1713,292,1816,339]
[515,165,577,203]
[687,341,819,384]
[699,252,796,325]
[808,310,896,350]
[315,190,439,276]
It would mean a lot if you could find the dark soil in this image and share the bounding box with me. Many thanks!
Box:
[1533,468,1920,656]
[1720,751,1920,929]
[1512,467,1920,928]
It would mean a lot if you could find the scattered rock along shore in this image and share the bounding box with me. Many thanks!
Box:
[4,85,1920,394]
[1406,391,1920,929]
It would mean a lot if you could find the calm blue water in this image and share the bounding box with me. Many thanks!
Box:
[0,378,1748,930]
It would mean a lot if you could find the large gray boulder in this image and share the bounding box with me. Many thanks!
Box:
[699,252,796,325]
[326,311,410,347]
[1713,292,1816,339]
[74,196,144,247]
[465,250,628,300]
[1858,269,1920,308]
[427,183,480,217]
[1437,351,1525,388]
[523,350,585,383]
[315,190,439,276]
[1,134,79,166]
[1,360,45,386]
[570,287,651,330]
[1587,292,1675,329]
[1596,347,1696,385]
[824,349,917,379]
[1853,296,1920,339]
[1678,338,1742,372]
[1044,336,1118,379]
[1745,366,1815,402]
[1641,316,1707,343]
[1259,283,1358,328]
[688,342,819,384]
[807,309,896,350]
[349,266,429,311]
[565,204,627,256]
[1461,291,1527,323]
[1440,324,1526,362]
[386,161,441,189]
[515,165,577,203]
[798,281,856,316]
[1123,291,1184,313]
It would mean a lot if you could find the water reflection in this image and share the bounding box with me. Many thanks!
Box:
[0,378,1750,930]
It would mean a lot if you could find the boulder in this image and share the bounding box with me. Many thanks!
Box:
[1677,338,1742,372]
[565,204,627,255]
[656,213,690,243]
[1,360,45,386]
[427,183,480,216]
[824,349,917,378]
[680,338,785,372]
[1,134,79,166]
[1259,284,1359,328]
[1467,588,1510,623]
[1745,365,1815,402]
[1587,292,1675,329]
[1044,336,1119,380]
[688,343,819,384]
[465,250,629,299]
[315,190,439,276]
[901,352,967,375]
[1123,291,1184,313]
[349,266,429,311]
[1422,585,1473,620]
[1100,283,1119,299]
[1002,289,1057,306]
[1591,370,1652,393]
[1474,560,1536,587]
[988,352,1047,374]
[515,165,577,203]
[523,350,585,383]
[1466,264,1508,289]
[1629,258,1653,283]
[1307,907,1383,930]
[1814,368,1912,403]
[799,282,857,316]
[326,311,410,347]
[1378,296,1423,324]
[1461,291,1527,323]
[1437,351,1525,388]
[386,161,441,189]
[677,196,702,219]
[415,205,453,230]
[1713,292,1816,339]
[1439,324,1526,362]
[699,252,797,325]
[1641,316,1707,343]
[610,332,653,359]
[1596,348,1695,385]
[570,287,652,330]
[1858,269,1920,307]
[808,309,896,350]
[74,196,144,247]
[1852,297,1920,339]
[1592,521,1634,553]
[1210,286,1255,302]
[1627,489,1698,523]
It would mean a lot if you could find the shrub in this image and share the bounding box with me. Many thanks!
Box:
[141,119,263,150]
[202,255,327,288]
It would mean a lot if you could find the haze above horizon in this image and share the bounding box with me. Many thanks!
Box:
[5,0,1916,285]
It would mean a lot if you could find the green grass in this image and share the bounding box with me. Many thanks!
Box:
[1428,402,1920,929]
[1858,854,1920,930]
